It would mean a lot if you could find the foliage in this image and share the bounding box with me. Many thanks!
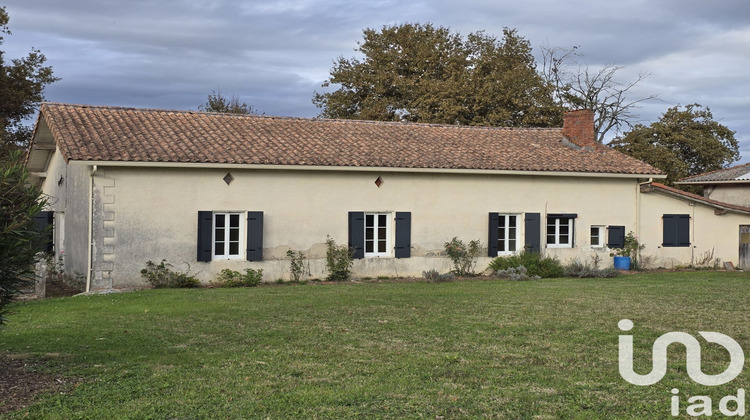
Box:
[198,89,258,115]
[0,150,48,325]
[495,265,540,281]
[314,23,562,127]
[140,260,200,288]
[286,250,310,283]
[212,268,263,288]
[0,7,59,157]
[563,260,619,278]
[610,231,647,269]
[488,251,564,278]
[422,269,455,283]
[540,45,656,142]
[443,237,482,276]
[610,104,739,187]
[325,236,354,282]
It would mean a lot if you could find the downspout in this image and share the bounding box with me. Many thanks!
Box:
[636,178,653,265]
[85,164,98,292]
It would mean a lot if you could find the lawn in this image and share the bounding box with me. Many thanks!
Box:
[2,271,750,419]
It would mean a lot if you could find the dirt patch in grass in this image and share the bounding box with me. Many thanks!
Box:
[0,356,77,415]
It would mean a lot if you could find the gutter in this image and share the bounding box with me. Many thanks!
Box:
[67,160,666,180]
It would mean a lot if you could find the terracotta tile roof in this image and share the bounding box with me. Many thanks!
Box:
[677,162,750,184]
[37,103,663,175]
[643,182,750,214]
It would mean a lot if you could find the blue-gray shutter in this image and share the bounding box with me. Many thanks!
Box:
[524,213,541,253]
[607,226,625,249]
[197,211,213,262]
[488,213,499,257]
[348,212,365,259]
[663,214,690,247]
[33,211,53,254]
[394,212,411,258]
[246,211,264,261]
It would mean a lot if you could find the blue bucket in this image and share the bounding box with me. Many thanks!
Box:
[613,256,631,271]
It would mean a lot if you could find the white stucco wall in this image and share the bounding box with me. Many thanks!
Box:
[638,190,750,268]
[94,165,641,288]
[39,149,90,282]
[704,185,750,208]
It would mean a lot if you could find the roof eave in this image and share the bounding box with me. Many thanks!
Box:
[641,183,750,215]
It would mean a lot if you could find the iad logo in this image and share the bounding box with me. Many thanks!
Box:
[618,319,744,386]
[618,319,746,417]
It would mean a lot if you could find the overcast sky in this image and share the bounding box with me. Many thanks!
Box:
[4,0,750,163]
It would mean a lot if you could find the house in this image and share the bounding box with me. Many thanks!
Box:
[675,163,750,208]
[25,104,750,291]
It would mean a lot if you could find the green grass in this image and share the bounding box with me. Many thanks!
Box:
[2,272,750,419]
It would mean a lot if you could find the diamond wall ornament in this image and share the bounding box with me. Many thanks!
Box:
[223,173,234,185]
[374,176,383,187]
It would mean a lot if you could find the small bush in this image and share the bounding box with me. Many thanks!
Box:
[213,268,263,287]
[436,273,455,282]
[286,250,310,283]
[564,260,619,278]
[444,237,482,276]
[141,260,200,288]
[488,252,564,278]
[422,269,440,282]
[495,265,540,281]
[325,236,354,282]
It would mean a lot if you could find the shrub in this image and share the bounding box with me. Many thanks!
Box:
[286,250,310,283]
[1,150,48,325]
[444,237,482,276]
[488,252,564,278]
[325,236,353,282]
[495,265,540,281]
[422,269,440,282]
[214,268,263,287]
[564,259,619,278]
[611,231,647,270]
[140,260,200,288]
[436,272,456,282]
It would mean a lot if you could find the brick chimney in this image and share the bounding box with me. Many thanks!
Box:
[562,109,595,148]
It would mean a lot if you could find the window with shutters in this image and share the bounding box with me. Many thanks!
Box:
[213,212,243,259]
[546,215,575,248]
[590,225,605,248]
[497,214,520,255]
[365,213,390,257]
[662,214,690,247]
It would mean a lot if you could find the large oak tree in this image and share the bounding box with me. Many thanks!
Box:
[313,24,562,127]
[610,104,739,187]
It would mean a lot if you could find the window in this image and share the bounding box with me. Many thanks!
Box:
[663,214,690,247]
[546,214,576,248]
[365,213,390,257]
[590,225,604,248]
[497,214,520,255]
[213,213,243,259]
[349,212,411,259]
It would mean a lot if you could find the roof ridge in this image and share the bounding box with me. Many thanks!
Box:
[679,162,750,182]
[41,102,562,132]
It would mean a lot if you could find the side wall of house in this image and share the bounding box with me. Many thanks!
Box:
[638,190,750,268]
[39,151,91,282]
[102,166,640,288]
[704,185,750,208]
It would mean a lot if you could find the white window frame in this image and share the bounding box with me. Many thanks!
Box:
[212,212,244,260]
[497,213,521,256]
[590,225,605,248]
[364,212,391,257]
[547,216,574,248]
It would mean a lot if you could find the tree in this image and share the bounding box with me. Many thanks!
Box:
[0,6,59,159]
[540,45,657,142]
[0,150,47,325]
[313,24,562,127]
[198,90,258,114]
[610,104,739,187]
